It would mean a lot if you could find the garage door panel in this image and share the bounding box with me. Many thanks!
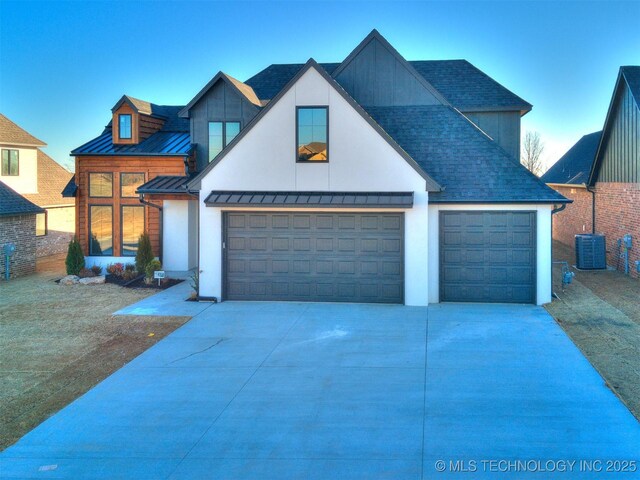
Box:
[440,211,535,303]
[224,212,403,303]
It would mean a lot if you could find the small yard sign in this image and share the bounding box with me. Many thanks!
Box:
[154,270,165,286]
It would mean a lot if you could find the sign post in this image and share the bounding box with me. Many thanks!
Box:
[153,270,165,287]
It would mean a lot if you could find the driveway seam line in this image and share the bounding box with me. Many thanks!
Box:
[421,306,429,480]
[164,303,311,479]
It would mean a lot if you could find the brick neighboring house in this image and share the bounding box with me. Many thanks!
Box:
[543,66,640,277]
[0,181,44,279]
[0,114,75,258]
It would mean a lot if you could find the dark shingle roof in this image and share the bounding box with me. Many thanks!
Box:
[621,66,640,106]
[541,131,601,185]
[364,105,567,203]
[23,150,74,207]
[62,175,77,197]
[137,175,192,194]
[0,181,44,217]
[0,114,46,147]
[245,61,531,113]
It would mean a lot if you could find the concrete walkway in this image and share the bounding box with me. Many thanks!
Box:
[1,302,639,479]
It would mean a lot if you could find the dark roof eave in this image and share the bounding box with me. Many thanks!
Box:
[71,152,189,157]
[460,105,532,115]
[429,198,572,204]
[137,188,189,195]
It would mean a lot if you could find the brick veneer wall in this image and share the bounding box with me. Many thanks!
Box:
[36,205,75,257]
[549,185,593,247]
[0,214,37,279]
[594,182,640,278]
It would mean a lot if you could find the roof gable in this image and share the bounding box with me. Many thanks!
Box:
[0,114,46,147]
[187,59,441,192]
[179,72,262,118]
[0,180,44,217]
[541,131,601,185]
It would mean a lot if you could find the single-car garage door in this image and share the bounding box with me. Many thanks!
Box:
[223,212,404,303]
[440,211,536,303]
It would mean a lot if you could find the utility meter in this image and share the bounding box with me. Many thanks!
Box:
[3,243,16,256]
[623,234,632,249]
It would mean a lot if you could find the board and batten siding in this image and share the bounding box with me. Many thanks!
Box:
[189,81,260,172]
[597,80,640,183]
[463,111,521,161]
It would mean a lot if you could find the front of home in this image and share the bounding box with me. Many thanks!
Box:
[71,30,568,305]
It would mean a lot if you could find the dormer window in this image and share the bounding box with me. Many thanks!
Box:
[119,114,132,140]
[297,107,328,162]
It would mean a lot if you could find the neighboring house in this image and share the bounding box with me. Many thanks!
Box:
[71,30,568,305]
[0,114,75,258]
[543,66,640,277]
[0,180,44,279]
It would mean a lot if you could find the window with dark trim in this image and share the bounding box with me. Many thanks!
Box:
[89,173,113,197]
[208,121,240,161]
[297,107,328,162]
[121,205,145,256]
[89,205,113,256]
[119,114,132,139]
[1,149,19,176]
[120,172,145,198]
[36,212,47,237]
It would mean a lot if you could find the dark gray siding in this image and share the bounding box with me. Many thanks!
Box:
[335,37,440,107]
[463,111,521,161]
[598,82,640,183]
[190,81,260,171]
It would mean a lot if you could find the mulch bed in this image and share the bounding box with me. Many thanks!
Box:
[119,277,184,290]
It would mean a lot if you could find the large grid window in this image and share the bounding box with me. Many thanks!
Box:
[36,212,47,237]
[89,206,113,256]
[121,173,145,198]
[297,107,328,162]
[89,173,113,197]
[208,121,240,161]
[1,149,19,176]
[121,206,145,256]
[119,114,132,139]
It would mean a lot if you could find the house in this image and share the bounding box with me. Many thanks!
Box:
[0,180,44,279]
[543,66,640,277]
[71,30,568,305]
[0,114,75,258]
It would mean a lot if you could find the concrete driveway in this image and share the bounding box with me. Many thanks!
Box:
[1,302,639,479]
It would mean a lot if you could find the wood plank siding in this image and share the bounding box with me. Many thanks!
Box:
[75,155,187,258]
[598,81,640,183]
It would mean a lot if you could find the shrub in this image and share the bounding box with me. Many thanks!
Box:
[135,233,154,274]
[121,269,138,281]
[90,265,102,275]
[78,267,96,278]
[65,238,85,275]
[145,259,162,283]
[106,263,125,277]
[124,263,136,272]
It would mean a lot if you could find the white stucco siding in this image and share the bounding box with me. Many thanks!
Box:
[163,200,190,271]
[0,146,38,194]
[427,204,553,306]
[197,67,430,305]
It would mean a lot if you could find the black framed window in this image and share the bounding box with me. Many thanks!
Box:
[120,172,145,198]
[119,114,132,139]
[1,149,19,176]
[89,173,113,197]
[89,205,113,256]
[297,107,328,162]
[36,212,47,237]
[121,206,145,256]
[208,121,241,161]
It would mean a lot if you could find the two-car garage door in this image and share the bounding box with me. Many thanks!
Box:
[223,212,404,303]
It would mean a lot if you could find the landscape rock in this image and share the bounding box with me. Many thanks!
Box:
[59,275,80,285]
[79,275,106,285]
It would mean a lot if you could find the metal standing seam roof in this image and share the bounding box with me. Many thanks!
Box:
[541,131,602,185]
[204,191,414,208]
[136,175,192,194]
[72,132,191,156]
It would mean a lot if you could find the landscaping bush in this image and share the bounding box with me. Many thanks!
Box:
[124,263,136,272]
[65,238,85,275]
[106,263,125,277]
[78,268,96,278]
[135,233,154,274]
[90,265,102,275]
[145,259,162,284]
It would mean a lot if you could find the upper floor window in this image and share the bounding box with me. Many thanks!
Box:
[120,172,145,198]
[209,121,240,161]
[297,107,328,162]
[119,114,132,139]
[1,149,19,176]
[89,172,113,197]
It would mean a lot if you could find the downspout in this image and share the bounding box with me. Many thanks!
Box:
[586,185,596,233]
[550,203,567,300]
[139,194,163,265]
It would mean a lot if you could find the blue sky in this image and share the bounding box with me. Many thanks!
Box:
[1,0,639,172]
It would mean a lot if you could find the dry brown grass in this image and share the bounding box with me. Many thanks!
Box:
[0,264,190,449]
